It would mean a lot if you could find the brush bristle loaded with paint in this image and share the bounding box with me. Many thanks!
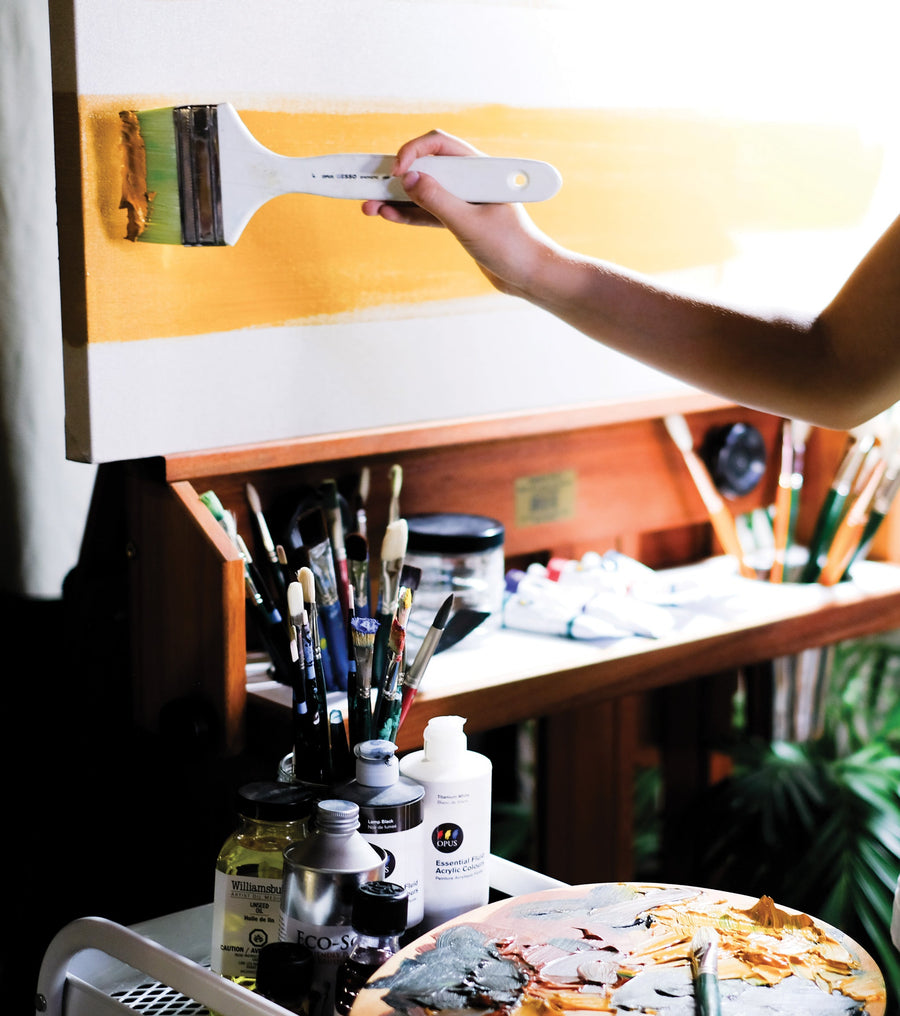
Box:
[119,107,185,244]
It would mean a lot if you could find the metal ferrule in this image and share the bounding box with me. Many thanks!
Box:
[173,105,225,245]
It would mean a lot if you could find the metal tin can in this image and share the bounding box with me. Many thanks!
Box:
[279,800,385,1000]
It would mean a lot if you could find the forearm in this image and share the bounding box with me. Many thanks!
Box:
[520,241,892,429]
[370,133,900,429]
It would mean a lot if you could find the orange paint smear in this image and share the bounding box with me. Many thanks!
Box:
[75,98,882,345]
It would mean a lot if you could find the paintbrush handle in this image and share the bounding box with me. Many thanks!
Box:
[801,490,846,582]
[818,461,886,586]
[319,601,350,691]
[214,104,561,242]
[708,505,755,579]
[695,972,722,1016]
[769,481,794,583]
[841,508,885,579]
[219,105,560,202]
[817,521,864,586]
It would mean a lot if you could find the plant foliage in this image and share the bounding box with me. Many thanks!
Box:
[689,634,900,1010]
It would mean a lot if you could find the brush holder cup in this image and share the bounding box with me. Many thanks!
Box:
[403,513,505,655]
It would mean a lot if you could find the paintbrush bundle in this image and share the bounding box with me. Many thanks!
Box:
[199,466,454,784]
[666,410,900,588]
[732,409,900,586]
[199,488,295,687]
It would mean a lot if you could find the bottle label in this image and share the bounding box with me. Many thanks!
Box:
[423,786,490,922]
[279,912,356,992]
[211,869,283,978]
[359,806,425,926]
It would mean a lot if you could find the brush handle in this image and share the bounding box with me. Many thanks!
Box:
[320,601,350,690]
[801,490,845,582]
[818,460,886,585]
[694,972,722,1016]
[215,103,561,242]
[306,154,561,202]
[769,480,794,583]
[842,508,885,578]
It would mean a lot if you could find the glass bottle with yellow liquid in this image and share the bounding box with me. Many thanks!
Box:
[211,781,315,993]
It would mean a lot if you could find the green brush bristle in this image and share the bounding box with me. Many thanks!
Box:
[135,107,183,244]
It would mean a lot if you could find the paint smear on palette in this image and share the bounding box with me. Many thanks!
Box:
[361,884,885,1015]
[75,98,882,345]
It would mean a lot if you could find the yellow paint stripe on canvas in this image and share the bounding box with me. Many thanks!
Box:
[76,98,882,345]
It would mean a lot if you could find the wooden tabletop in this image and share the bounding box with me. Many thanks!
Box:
[249,559,900,751]
[350,882,886,1016]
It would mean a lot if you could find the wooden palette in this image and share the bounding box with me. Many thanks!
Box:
[350,883,886,1016]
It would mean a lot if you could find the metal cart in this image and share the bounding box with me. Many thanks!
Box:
[35,855,567,1016]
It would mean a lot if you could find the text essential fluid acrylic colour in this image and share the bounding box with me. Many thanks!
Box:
[399,716,492,930]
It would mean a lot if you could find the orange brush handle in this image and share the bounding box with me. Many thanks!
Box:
[769,481,794,583]
[818,460,886,586]
[709,505,756,579]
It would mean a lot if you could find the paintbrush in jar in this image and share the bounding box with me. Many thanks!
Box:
[801,424,875,582]
[345,531,370,619]
[375,615,407,741]
[321,479,350,620]
[388,464,403,524]
[246,481,285,600]
[297,507,350,689]
[663,415,755,579]
[350,615,380,744]
[399,593,454,728]
[299,566,330,719]
[354,466,370,540]
[373,518,408,689]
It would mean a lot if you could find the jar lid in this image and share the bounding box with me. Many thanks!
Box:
[406,513,504,554]
[352,881,409,936]
[235,781,317,822]
[256,941,313,1005]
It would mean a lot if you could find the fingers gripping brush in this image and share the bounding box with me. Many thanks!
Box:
[120,103,563,245]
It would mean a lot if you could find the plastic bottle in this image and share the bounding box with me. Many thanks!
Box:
[336,740,425,928]
[211,781,315,991]
[280,800,386,1002]
[333,882,409,1016]
[398,715,492,930]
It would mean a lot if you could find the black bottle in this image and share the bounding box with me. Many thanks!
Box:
[333,882,409,1016]
[256,941,314,1014]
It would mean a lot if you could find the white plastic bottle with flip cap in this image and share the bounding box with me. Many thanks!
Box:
[398,715,492,930]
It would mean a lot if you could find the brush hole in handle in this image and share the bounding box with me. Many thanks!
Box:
[412,155,562,203]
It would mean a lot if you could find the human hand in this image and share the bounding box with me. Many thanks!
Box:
[361,129,554,298]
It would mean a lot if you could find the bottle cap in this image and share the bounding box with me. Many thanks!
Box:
[352,881,409,936]
[422,715,467,763]
[355,740,399,787]
[316,799,361,834]
[256,941,313,1009]
[235,781,317,823]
